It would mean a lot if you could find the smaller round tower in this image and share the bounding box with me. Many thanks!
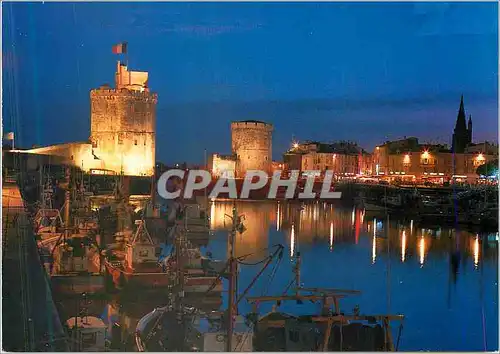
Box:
[231,120,273,177]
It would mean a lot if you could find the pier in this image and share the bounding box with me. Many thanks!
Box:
[2,183,69,351]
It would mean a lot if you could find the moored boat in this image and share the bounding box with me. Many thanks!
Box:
[104,219,222,293]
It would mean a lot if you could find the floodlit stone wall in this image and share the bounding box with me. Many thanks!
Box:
[231,121,273,177]
[90,87,157,176]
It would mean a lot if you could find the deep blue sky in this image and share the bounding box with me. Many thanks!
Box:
[3,2,498,163]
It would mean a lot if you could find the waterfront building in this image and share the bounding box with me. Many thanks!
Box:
[372,137,497,183]
[16,61,157,177]
[208,153,236,178]
[372,96,497,183]
[283,141,372,176]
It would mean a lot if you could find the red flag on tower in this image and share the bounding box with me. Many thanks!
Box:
[112,42,128,54]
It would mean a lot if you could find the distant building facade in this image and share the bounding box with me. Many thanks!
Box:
[373,137,497,182]
[208,153,236,178]
[372,96,497,182]
[284,141,372,176]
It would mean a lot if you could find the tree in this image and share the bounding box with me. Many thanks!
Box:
[476,159,499,177]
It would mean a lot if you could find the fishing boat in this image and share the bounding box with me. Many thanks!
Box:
[104,218,222,293]
[49,234,105,295]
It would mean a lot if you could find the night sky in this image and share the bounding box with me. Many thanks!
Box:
[3,2,498,164]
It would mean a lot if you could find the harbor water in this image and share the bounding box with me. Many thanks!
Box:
[203,201,498,351]
[60,200,498,351]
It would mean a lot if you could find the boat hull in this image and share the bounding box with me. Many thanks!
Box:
[51,274,105,295]
[104,260,222,292]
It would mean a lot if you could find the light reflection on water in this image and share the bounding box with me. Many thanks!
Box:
[60,200,498,352]
[206,201,498,351]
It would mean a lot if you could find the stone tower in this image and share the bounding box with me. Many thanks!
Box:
[452,95,469,153]
[90,62,157,176]
[231,120,273,177]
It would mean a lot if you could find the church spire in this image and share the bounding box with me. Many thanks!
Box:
[452,94,468,153]
[457,95,466,129]
[467,114,473,144]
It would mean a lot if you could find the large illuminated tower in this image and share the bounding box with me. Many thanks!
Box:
[90,61,157,176]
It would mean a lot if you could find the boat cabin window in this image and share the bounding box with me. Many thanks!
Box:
[80,332,97,349]
[139,249,149,257]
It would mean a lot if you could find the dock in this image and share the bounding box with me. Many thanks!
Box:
[2,183,69,351]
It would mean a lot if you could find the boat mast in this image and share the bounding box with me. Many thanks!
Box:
[226,204,238,352]
[294,251,301,295]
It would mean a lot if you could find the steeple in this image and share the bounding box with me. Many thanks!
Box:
[452,95,468,153]
[467,114,473,144]
[456,95,467,130]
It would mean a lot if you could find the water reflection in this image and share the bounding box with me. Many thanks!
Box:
[329,221,334,251]
[419,235,426,267]
[208,201,497,267]
[76,201,497,352]
[474,235,479,269]
[401,230,407,262]
[209,202,270,260]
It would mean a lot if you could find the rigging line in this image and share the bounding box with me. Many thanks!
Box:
[395,321,403,351]
[237,256,271,266]
[236,251,283,351]
[282,277,295,296]
[386,214,391,314]
[479,235,487,350]
[235,243,283,262]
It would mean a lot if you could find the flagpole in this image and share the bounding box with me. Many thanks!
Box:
[126,42,130,86]
[12,134,14,151]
